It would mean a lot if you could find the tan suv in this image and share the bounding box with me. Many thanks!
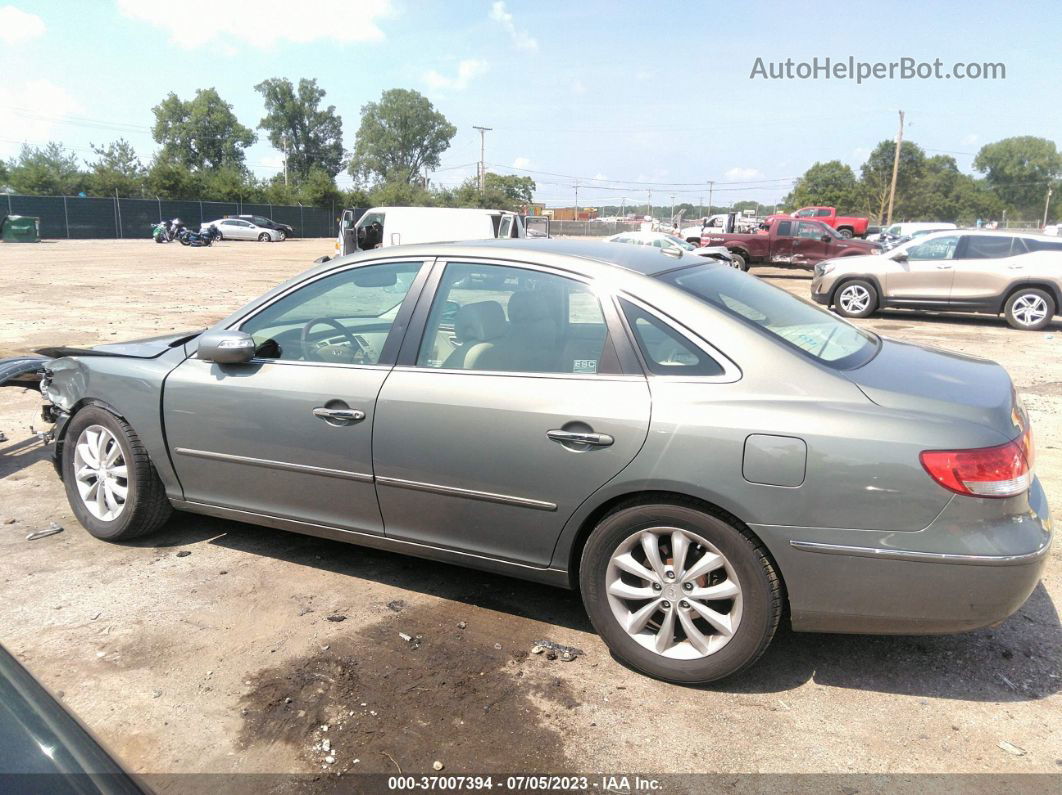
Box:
[810,230,1062,330]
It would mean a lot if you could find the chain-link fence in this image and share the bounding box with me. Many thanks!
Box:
[0,194,339,239]
[549,220,643,237]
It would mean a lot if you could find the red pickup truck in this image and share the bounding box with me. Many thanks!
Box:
[702,217,880,270]
[766,206,870,238]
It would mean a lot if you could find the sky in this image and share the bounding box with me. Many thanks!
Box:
[1,0,1060,209]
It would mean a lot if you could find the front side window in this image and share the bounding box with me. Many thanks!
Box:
[417,262,609,375]
[241,261,422,364]
[963,235,1016,259]
[796,222,824,239]
[660,264,877,368]
[794,208,814,218]
[905,235,959,260]
[621,300,723,376]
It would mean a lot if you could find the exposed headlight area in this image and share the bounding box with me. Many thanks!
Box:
[815,260,837,277]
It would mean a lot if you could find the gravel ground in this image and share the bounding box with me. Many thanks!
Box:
[0,240,1058,779]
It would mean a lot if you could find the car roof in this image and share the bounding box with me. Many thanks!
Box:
[336,238,705,277]
[916,228,1060,241]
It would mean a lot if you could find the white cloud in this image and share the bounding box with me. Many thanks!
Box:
[424,59,488,91]
[116,0,393,49]
[0,5,45,44]
[488,1,537,51]
[635,70,654,82]
[512,156,532,170]
[571,79,586,95]
[0,79,81,158]
[961,133,979,147]
[592,173,608,181]
[724,167,764,181]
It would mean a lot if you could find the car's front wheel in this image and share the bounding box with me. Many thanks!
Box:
[1004,288,1055,331]
[62,407,172,541]
[258,232,271,242]
[579,502,782,683]
[834,279,878,318]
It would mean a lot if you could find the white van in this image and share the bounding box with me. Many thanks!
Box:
[878,221,957,241]
[335,206,548,256]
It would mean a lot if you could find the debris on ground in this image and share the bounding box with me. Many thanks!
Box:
[326,615,347,622]
[0,431,6,442]
[998,741,1026,756]
[386,600,405,612]
[456,621,467,629]
[433,760,444,771]
[26,522,63,541]
[531,639,584,661]
[398,632,422,650]
[175,550,191,558]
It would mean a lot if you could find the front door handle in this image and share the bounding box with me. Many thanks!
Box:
[546,429,614,447]
[313,407,365,424]
[935,264,953,269]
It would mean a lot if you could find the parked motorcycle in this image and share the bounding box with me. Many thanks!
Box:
[177,224,219,247]
[151,218,185,243]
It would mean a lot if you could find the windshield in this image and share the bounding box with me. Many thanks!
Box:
[659,264,878,368]
[664,234,696,250]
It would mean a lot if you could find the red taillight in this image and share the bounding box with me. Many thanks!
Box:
[920,428,1034,499]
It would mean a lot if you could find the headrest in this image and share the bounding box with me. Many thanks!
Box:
[453,301,507,343]
[507,291,552,324]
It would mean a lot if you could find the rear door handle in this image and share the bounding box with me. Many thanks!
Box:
[547,429,614,447]
[313,407,365,424]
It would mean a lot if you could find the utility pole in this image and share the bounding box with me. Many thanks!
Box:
[670,194,676,226]
[281,134,290,187]
[620,196,626,218]
[707,181,714,215]
[472,125,492,191]
[647,189,652,219]
[886,109,905,225]
[1044,185,1054,228]
[574,179,579,220]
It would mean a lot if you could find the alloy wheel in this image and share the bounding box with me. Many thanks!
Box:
[839,284,870,314]
[1011,294,1049,327]
[73,425,128,521]
[606,526,743,659]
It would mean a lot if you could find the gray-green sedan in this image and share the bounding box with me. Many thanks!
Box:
[31,239,1051,683]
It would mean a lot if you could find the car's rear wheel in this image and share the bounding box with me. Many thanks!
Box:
[258,232,271,242]
[1004,288,1055,331]
[834,279,878,318]
[579,502,782,683]
[62,407,172,541]
[837,228,854,239]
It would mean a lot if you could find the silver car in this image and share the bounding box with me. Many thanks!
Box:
[33,240,1051,683]
[202,218,283,242]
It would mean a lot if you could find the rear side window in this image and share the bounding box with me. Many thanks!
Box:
[776,221,793,236]
[962,236,1016,259]
[620,300,723,376]
[1023,237,1062,252]
[815,209,831,217]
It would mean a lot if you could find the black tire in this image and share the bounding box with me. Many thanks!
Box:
[730,253,748,272]
[833,278,878,318]
[258,232,271,242]
[215,231,223,241]
[62,407,172,541]
[837,227,854,239]
[579,502,783,684]
[1004,287,1056,331]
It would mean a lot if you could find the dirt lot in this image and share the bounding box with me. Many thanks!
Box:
[0,240,1059,780]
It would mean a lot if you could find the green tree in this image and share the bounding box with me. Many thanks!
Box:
[0,159,9,188]
[256,77,345,179]
[858,140,926,222]
[349,89,456,186]
[86,139,146,197]
[973,136,1061,218]
[368,179,436,207]
[144,158,203,199]
[200,165,254,202]
[152,88,256,170]
[483,173,536,204]
[784,160,860,213]
[297,168,342,207]
[8,142,87,195]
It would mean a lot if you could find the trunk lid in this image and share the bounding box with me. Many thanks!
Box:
[844,338,1022,442]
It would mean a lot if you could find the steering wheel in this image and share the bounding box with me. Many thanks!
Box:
[299,317,365,362]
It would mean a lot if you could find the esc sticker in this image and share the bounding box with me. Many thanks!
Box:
[573,359,598,374]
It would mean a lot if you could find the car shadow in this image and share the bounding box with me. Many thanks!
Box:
[0,434,52,478]
[161,512,1060,703]
[869,308,1061,332]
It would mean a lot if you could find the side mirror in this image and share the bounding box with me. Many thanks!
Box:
[197,329,255,364]
[821,235,832,243]
[892,252,909,262]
